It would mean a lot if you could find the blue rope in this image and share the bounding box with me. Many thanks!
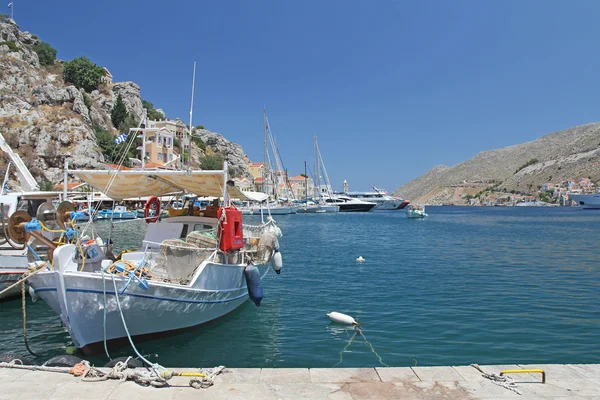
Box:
[26,243,41,261]
[110,273,165,379]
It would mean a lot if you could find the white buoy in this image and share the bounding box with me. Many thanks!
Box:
[271,250,283,274]
[327,312,357,325]
[356,256,365,263]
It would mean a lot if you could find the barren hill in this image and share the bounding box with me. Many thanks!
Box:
[393,123,600,204]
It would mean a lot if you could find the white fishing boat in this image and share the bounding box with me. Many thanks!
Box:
[406,204,428,218]
[18,164,284,353]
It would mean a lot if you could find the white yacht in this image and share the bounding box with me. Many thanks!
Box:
[322,194,376,212]
[343,187,410,211]
[569,190,600,209]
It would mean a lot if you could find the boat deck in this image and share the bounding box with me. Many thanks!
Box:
[0,364,598,399]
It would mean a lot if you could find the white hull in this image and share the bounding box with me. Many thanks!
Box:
[295,204,339,213]
[29,252,271,351]
[406,209,427,218]
[267,206,296,215]
[569,194,600,209]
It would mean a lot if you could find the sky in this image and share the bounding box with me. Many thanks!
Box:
[10,0,600,191]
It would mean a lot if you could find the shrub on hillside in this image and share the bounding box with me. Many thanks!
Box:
[200,153,224,170]
[515,158,539,174]
[62,56,105,92]
[0,41,19,52]
[34,41,57,65]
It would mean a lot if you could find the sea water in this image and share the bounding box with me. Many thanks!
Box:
[0,207,598,367]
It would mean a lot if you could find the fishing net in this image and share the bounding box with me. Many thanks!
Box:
[143,239,217,284]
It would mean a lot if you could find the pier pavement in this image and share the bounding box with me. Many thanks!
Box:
[0,364,599,399]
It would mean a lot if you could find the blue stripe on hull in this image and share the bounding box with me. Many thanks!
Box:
[33,287,248,304]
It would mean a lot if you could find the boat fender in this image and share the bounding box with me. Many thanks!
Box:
[244,265,263,307]
[43,355,84,367]
[327,312,358,326]
[28,286,38,302]
[271,250,283,274]
[104,356,145,368]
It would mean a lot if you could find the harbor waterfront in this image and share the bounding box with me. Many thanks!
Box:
[0,207,599,368]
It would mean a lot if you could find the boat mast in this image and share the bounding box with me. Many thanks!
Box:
[186,60,197,169]
[304,161,308,206]
[263,107,268,196]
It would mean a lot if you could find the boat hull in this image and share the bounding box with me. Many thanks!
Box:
[29,262,271,351]
[569,194,600,209]
[0,254,28,300]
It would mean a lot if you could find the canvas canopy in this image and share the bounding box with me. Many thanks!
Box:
[70,169,250,201]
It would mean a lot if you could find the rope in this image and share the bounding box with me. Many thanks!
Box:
[21,282,40,357]
[333,325,390,368]
[0,262,46,297]
[471,364,522,395]
[108,272,166,380]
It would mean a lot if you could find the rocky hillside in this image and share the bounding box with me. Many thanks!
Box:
[0,18,251,187]
[394,123,600,204]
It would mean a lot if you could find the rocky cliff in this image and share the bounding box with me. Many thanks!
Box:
[394,123,600,204]
[0,19,251,187]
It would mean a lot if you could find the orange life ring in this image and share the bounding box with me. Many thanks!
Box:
[144,196,161,223]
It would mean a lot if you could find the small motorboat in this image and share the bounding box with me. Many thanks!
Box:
[406,204,428,218]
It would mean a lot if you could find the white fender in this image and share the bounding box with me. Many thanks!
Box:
[271,250,283,274]
[327,312,357,325]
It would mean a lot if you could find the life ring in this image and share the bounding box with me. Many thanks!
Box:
[144,196,161,223]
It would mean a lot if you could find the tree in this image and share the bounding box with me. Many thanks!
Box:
[200,154,224,170]
[94,126,136,167]
[111,95,128,129]
[142,99,164,120]
[62,56,105,92]
[34,41,57,65]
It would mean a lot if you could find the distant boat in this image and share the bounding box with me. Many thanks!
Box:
[406,204,428,218]
[569,192,600,209]
[97,205,137,220]
[343,187,410,210]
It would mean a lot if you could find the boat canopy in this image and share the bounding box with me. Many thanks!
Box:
[70,169,251,201]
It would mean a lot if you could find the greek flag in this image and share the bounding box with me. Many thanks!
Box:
[113,133,127,145]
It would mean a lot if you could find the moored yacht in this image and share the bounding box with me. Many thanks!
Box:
[343,187,410,210]
[322,194,376,212]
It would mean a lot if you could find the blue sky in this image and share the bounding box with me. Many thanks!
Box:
[13,0,600,191]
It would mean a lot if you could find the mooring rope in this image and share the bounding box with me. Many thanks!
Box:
[471,363,522,395]
[334,325,391,368]
[21,282,39,357]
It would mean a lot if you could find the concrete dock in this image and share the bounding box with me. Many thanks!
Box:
[0,364,599,399]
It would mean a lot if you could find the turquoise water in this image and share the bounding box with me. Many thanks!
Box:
[1,207,599,367]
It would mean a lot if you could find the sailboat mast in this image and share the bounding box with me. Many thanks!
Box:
[186,60,197,169]
[263,108,268,195]
[304,160,308,206]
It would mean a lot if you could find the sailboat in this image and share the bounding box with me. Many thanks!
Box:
[296,137,339,213]
[259,110,296,215]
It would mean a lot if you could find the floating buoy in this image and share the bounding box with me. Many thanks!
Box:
[327,312,358,325]
[271,250,283,274]
[356,256,365,263]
